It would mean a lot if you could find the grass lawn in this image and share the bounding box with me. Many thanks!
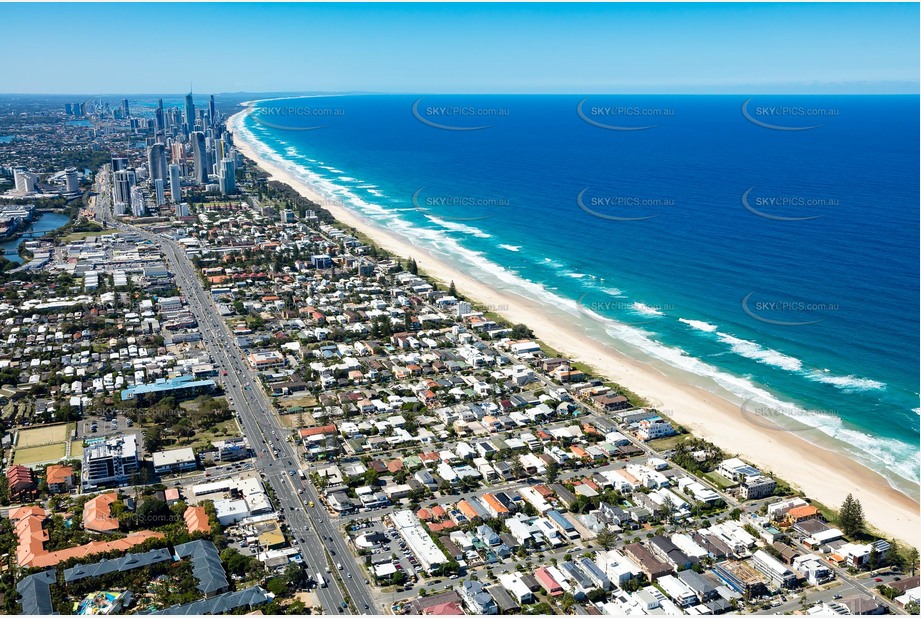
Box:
[12,443,66,465]
[61,230,115,242]
[169,418,241,448]
[16,422,73,447]
[646,434,690,452]
[704,471,737,490]
[70,441,84,459]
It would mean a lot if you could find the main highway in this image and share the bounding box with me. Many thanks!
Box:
[93,172,377,614]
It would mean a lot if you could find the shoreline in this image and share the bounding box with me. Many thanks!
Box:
[228,108,919,547]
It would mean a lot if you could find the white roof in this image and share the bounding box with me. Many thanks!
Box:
[152,447,196,467]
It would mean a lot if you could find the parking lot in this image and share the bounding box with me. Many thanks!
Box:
[77,412,134,439]
[347,518,423,588]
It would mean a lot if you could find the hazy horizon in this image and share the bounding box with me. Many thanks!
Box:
[1,3,918,95]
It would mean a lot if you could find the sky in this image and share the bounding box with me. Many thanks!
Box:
[1,3,918,94]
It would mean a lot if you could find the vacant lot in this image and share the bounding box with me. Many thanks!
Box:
[16,423,72,447]
[646,433,690,452]
[12,443,67,465]
[61,230,115,242]
[278,394,318,411]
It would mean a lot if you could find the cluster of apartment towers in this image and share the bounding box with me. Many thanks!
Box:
[110,93,238,218]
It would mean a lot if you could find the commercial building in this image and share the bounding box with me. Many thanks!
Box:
[391,509,446,574]
[64,167,80,192]
[152,447,198,474]
[120,375,216,404]
[247,350,285,370]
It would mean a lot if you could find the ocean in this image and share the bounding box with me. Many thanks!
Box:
[235,94,920,497]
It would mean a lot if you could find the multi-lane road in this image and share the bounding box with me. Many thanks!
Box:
[93,174,376,614]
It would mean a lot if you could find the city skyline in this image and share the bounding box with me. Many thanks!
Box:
[1,2,918,94]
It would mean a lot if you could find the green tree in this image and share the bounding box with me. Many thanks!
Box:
[546,462,559,484]
[907,547,919,577]
[285,562,309,590]
[510,324,533,339]
[265,577,288,596]
[839,493,865,537]
[145,426,163,452]
[596,528,616,550]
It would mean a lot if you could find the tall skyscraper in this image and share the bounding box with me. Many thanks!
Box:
[112,169,136,214]
[168,164,182,203]
[130,186,147,217]
[184,92,195,130]
[122,98,130,118]
[155,99,164,133]
[13,170,36,195]
[154,178,165,206]
[219,157,236,195]
[170,141,187,176]
[191,131,208,185]
[147,143,167,183]
[64,167,80,192]
[209,95,216,127]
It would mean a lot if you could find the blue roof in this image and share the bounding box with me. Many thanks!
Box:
[64,548,172,582]
[17,569,57,615]
[547,509,575,532]
[174,540,229,595]
[121,375,215,400]
[148,586,271,615]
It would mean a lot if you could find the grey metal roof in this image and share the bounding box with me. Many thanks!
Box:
[561,561,593,589]
[174,540,229,595]
[148,586,271,615]
[17,569,58,615]
[63,548,173,582]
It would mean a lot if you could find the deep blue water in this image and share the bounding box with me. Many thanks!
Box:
[237,94,920,495]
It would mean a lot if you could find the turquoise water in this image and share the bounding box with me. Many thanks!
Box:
[236,94,919,496]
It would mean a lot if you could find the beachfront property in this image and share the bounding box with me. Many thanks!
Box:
[0,91,912,618]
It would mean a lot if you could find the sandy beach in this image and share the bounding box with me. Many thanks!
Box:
[229,109,919,547]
